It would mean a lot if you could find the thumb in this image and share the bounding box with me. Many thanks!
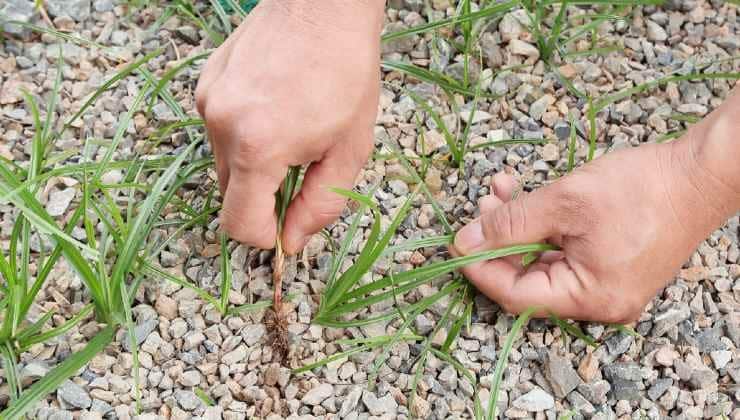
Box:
[281,134,373,255]
[454,185,559,255]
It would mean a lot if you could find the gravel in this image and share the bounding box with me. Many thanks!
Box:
[1,1,738,419]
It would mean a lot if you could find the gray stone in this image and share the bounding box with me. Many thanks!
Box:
[567,391,595,415]
[652,303,690,337]
[480,345,496,362]
[302,383,333,405]
[241,324,265,346]
[174,390,201,410]
[58,380,92,409]
[605,332,633,356]
[544,352,582,398]
[1,0,36,34]
[414,314,434,335]
[578,380,611,405]
[512,388,555,411]
[93,0,113,12]
[388,179,409,196]
[529,94,555,121]
[362,391,398,416]
[47,188,76,217]
[710,350,732,369]
[382,22,417,54]
[340,387,362,417]
[554,121,571,141]
[647,378,672,401]
[609,379,641,401]
[122,319,158,352]
[688,369,718,389]
[438,365,457,390]
[21,361,50,381]
[646,20,668,41]
[509,39,540,59]
[603,362,642,382]
[47,0,91,21]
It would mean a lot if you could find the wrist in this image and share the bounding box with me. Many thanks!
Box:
[671,92,740,220]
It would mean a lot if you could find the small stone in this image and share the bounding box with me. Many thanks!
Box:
[646,20,668,42]
[677,103,708,116]
[460,110,493,125]
[529,94,555,121]
[709,350,732,369]
[241,324,265,346]
[361,391,398,416]
[58,380,92,409]
[302,383,333,405]
[509,40,540,59]
[512,388,555,411]
[652,303,690,336]
[605,332,633,356]
[689,369,718,389]
[174,390,201,410]
[498,12,524,42]
[222,345,248,365]
[388,179,409,196]
[540,143,559,162]
[647,378,672,401]
[578,353,599,383]
[654,346,679,367]
[414,314,434,335]
[47,188,76,217]
[418,129,447,154]
[46,0,91,21]
[544,352,582,398]
[155,295,178,320]
[122,319,157,351]
[340,387,362,417]
[1,0,36,34]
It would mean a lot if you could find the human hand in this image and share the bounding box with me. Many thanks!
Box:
[195,0,384,253]
[453,102,740,323]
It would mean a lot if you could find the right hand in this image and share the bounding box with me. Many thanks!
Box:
[453,105,740,323]
[195,0,384,253]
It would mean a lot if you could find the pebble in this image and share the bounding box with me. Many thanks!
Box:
[509,40,540,59]
[361,390,398,416]
[646,20,668,41]
[46,188,76,217]
[302,383,333,405]
[58,380,92,409]
[545,352,582,398]
[512,388,555,411]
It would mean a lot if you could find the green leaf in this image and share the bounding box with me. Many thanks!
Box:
[486,307,538,420]
[0,325,115,420]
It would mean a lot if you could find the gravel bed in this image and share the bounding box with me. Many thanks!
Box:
[0,0,738,419]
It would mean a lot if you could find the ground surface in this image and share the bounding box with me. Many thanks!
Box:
[0,0,739,419]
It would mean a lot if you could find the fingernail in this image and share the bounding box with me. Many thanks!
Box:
[455,220,485,254]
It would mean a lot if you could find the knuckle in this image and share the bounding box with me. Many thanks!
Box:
[484,199,525,242]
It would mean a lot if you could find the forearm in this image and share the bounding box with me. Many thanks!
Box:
[683,88,740,215]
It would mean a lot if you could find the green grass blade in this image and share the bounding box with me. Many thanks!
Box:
[219,233,232,314]
[19,304,95,349]
[0,325,115,420]
[486,307,538,420]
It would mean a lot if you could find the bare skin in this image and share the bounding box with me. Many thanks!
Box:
[454,89,740,323]
[195,0,385,254]
[197,1,740,323]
